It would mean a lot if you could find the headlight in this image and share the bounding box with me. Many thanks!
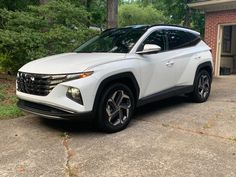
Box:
[66,87,83,105]
[65,72,93,105]
[65,71,94,81]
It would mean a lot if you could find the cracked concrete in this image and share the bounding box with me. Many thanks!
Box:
[62,133,71,177]
[62,133,78,177]
[0,75,236,177]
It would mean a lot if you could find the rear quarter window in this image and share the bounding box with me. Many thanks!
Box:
[165,29,201,50]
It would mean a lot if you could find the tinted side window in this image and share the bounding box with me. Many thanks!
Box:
[165,30,201,50]
[138,30,166,52]
[186,32,201,47]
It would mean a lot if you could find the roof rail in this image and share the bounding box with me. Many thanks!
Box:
[149,24,195,31]
[102,24,198,34]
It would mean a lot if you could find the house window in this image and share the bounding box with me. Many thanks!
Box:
[222,26,232,53]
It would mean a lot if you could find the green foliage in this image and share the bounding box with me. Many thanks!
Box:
[159,0,205,35]
[0,0,39,11]
[0,83,23,119]
[0,90,6,102]
[0,54,8,72]
[0,105,24,119]
[0,1,98,74]
[89,1,106,29]
[120,0,165,9]
[67,0,106,28]
[119,0,205,35]
[191,10,205,36]
[118,4,169,27]
[0,0,206,74]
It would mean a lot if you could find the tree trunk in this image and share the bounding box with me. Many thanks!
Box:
[39,0,48,5]
[107,0,118,28]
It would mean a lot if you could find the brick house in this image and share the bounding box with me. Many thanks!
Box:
[189,0,236,76]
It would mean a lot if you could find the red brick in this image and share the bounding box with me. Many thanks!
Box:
[205,10,236,66]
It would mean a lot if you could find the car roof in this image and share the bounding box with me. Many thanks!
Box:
[149,24,200,36]
[123,24,200,36]
[102,24,200,36]
[126,24,194,30]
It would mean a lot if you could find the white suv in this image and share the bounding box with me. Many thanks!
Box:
[17,25,213,133]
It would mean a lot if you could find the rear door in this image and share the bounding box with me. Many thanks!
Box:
[163,29,201,86]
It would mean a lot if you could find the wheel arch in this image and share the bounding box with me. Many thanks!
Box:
[92,72,140,112]
[190,61,213,103]
[195,61,213,82]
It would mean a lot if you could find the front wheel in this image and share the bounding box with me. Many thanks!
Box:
[190,70,211,103]
[97,83,135,133]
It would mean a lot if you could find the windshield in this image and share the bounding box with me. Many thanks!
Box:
[75,27,147,53]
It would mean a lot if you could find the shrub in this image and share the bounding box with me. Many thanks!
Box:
[0,1,99,74]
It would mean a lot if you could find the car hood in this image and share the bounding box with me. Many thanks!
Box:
[19,53,127,74]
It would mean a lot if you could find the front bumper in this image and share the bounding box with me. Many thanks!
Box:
[17,99,93,120]
[16,75,99,113]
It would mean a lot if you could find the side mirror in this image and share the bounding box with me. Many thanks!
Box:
[136,44,161,54]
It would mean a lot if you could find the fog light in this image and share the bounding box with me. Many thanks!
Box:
[66,87,83,105]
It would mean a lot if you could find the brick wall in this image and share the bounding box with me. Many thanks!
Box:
[205,10,236,69]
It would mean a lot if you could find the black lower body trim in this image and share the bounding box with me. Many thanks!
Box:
[137,86,193,107]
[17,100,93,120]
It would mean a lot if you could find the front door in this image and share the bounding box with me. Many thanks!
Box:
[137,30,177,97]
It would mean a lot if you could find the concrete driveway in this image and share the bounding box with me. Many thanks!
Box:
[1,76,236,177]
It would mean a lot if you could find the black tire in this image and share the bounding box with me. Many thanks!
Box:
[97,83,135,133]
[190,70,211,103]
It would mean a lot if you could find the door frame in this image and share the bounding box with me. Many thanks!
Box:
[215,23,236,76]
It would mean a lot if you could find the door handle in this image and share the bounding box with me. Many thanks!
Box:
[194,56,201,60]
[166,61,175,67]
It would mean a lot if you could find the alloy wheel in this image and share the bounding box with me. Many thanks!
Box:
[198,74,210,99]
[105,90,131,126]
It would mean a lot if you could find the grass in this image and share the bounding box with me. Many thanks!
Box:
[162,123,170,127]
[203,123,211,129]
[229,136,236,141]
[0,105,23,119]
[0,74,25,120]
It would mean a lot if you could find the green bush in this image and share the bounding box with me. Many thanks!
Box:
[0,1,99,74]
[118,4,169,27]
[0,54,9,72]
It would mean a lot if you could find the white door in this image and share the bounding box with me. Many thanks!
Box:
[138,29,200,97]
[139,52,178,96]
[137,30,177,97]
[163,29,202,86]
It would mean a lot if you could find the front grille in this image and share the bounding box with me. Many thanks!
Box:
[17,72,67,96]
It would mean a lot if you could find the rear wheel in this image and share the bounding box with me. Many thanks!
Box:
[97,83,135,133]
[190,70,211,103]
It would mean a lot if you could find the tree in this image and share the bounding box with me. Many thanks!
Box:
[161,0,204,35]
[0,1,98,73]
[39,0,48,5]
[0,0,39,11]
[119,4,169,27]
[128,0,204,35]
[67,0,106,29]
[107,0,118,28]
